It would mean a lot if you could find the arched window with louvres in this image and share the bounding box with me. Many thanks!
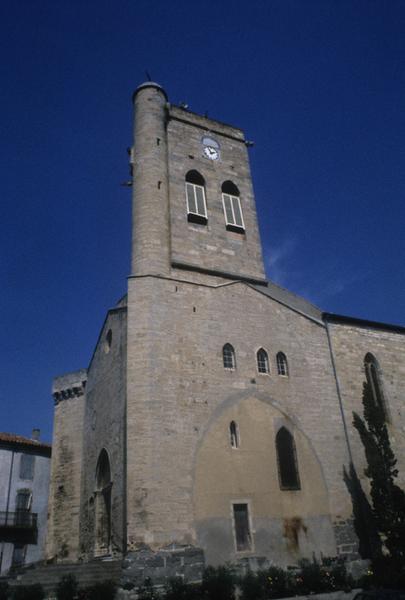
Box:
[185,170,207,224]
[221,181,244,232]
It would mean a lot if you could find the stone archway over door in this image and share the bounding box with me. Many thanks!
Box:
[95,449,112,556]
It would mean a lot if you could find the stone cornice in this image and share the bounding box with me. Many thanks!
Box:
[53,382,86,405]
[52,369,87,405]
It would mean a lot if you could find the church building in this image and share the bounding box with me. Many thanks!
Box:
[46,82,405,578]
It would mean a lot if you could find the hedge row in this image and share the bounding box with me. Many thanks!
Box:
[0,558,369,600]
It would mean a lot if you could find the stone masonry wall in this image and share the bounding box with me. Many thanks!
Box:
[46,370,87,562]
[167,107,266,284]
[328,322,405,491]
[79,306,127,558]
[126,275,353,565]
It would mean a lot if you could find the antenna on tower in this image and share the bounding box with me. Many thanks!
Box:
[145,70,152,81]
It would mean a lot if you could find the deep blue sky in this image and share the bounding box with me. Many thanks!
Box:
[1,0,404,442]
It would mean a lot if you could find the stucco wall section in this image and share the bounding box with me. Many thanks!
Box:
[0,447,50,574]
[194,396,335,566]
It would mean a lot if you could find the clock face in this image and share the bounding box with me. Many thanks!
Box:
[203,146,219,160]
[202,135,220,161]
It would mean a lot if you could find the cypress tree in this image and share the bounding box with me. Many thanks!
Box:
[353,380,405,585]
[343,461,381,560]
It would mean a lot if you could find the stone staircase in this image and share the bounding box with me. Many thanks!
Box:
[8,558,123,596]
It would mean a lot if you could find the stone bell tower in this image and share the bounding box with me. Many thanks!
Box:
[129,81,266,284]
[125,81,268,552]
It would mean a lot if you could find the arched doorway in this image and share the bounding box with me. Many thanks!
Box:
[94,449,112,556]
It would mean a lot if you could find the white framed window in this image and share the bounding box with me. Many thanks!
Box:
[186,182,207,221]
[222,193,244,231]
[185,170,207,224]
[221,180,244,232]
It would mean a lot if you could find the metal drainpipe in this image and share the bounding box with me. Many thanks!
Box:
[325,319,354,464]
[0,449,15,574]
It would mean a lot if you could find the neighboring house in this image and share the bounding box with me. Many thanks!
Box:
[0,430,51,575]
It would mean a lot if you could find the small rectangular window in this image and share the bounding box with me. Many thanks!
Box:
[15,491,32,527]
[233,503,252,551]
[16,491,31,511]
[222,194,245,232]
[186,182,207,224]
[12,544,26,567]
[19,454,35,480]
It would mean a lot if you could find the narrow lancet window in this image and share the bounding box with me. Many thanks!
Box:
[276,352,288,376]
[364,353,387,419]
[257,348,269,374]
[230,421,239,448]
[276,427,300,490]
[223,343,236,370]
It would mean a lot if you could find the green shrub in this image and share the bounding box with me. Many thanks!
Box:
[12,584,45,600]
[327,562,354,591]
[294,559,328,595]
[202,566,236,600]
[239,558,355,600]
[136,578,161,600]
[239,570,263,600]
[164,577,203,600]
[356,567,374,591]
[262,566,289,598]
[77,580,116,600]
[369,556,405,590]
[240,566,290,600]
[56,574,78,600]
[0,581,9,600]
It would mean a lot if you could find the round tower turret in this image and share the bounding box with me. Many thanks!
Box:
[131,82,170,276]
